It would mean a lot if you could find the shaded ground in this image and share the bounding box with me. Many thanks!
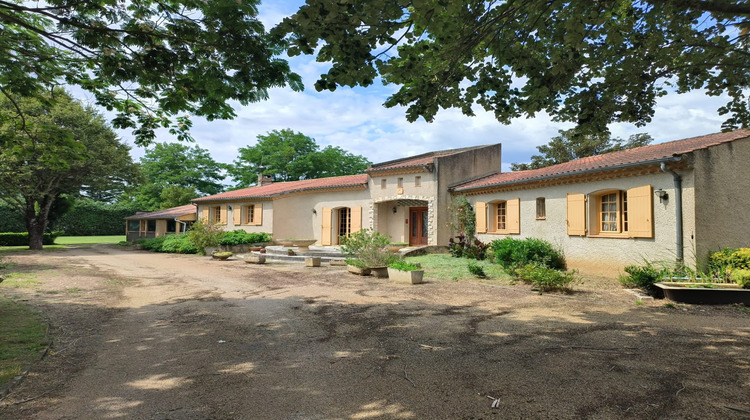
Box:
[0,245,748,419]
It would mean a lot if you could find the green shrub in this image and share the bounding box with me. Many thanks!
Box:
[340,229,396,267]
[0,232,63,246]
[511,263,576,292]
[186,220,223,255]
[728,248,750,270]
[448,235,488,260]
[389,260,422,271]
[621,263,664,293]
[731,269,750,289]
[467,262,486,278]
[345,258,367,268]
[160,235,199,254]
[490,237,565,269]
[136,236,168,252]
[218,230,271,246]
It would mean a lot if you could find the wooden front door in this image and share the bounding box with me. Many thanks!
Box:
[409,207,428,246]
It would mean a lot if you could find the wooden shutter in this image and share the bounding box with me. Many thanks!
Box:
[253,203,263,226]
[219,205,227,225]
[475,202,487,234]
[351,206,362,232]
[627,185,653,238]
[567,193,587,236]
[201,207,208,222]
[233,205,241,226]
[321,207,332,245]
[507,198,520,234]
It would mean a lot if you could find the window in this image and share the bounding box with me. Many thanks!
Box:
[147,220,156,232]
[495,201,507,231]
[381,179,386,189]
[597,191,628,234]
[245,204,255,224]
[213,206,222,224]
[128,221,140,232]
[397,177,403,188]
[415,176,421,187]
[536,198,546,220]
[338,207,351,238]
[167,220,176,233]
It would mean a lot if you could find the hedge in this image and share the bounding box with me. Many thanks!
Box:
[0,232,63,246]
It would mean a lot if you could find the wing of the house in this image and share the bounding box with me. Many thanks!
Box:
[125,204,197,242]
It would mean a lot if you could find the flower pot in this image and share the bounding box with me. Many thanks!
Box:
[212,253,232,261]
[276,239,317,252]
[387,267,424,284]
[369,266,389,278]
[654,282,750,305]
[244,254,266,264]
[347,265,371,276]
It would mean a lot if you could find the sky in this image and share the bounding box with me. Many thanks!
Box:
[104,1,733,176]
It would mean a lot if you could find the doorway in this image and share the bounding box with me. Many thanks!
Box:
[409,207,428,246]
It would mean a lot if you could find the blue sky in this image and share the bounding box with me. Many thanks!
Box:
[117,1,732,174]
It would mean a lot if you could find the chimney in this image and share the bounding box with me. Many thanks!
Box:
[257,173,273,186]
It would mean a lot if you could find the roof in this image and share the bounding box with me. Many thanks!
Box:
[367,145,492,173]
[192,174,369,202]
[453,130,750,192]
[125,204,196,220]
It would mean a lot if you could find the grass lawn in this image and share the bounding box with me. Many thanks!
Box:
[0,296,49,387]
[405,254,512,283]
[54,235,125,245]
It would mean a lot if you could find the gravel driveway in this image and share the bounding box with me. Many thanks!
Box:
[0,245,748,419]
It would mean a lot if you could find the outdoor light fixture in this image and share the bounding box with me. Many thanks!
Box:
[393,207,398,214]
[654,188,668,203]
[312,208,317,215]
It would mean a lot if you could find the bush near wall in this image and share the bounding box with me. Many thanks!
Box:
[0,203,26,233]
[51,199,141,236]
[0,232,63,246]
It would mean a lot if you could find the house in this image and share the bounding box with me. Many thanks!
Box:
[450,130,750,274]
[124,204,197,242]
[191,144,502,246]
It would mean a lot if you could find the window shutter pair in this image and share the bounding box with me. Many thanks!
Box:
[566,185,653,238]
[321,206,362,245]
[219,205,227,225]
[233,204,263,226]
[474,199,520,234]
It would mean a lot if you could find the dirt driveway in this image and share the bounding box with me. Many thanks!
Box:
[0,245,748,419]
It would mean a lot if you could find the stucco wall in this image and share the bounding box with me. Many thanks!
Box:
[196,201,274,234]
[437,144,503,244]
[693,137,750,263]
[273,189,371,244]
[369,173,437,244]
[470,170,696,276]
[369,172,438,201]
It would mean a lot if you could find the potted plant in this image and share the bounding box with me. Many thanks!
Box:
[340,229,397,277]
[212,251,233,261]
[287,248,295,256]
[388,260,425,284]
[346,259,371,276]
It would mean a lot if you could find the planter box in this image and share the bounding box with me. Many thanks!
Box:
[329,259,347,266]
[347,265,371,276]
[305,257,321,267]
[387,268,424,284]
[655,282,750,305]
[370,266,389,278]
[244,254,266,264]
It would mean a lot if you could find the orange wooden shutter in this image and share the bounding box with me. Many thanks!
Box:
[475,202,487,234]
[253,203,263,226]
[321,207,332,245]
[507,198,520,234]
[201,207,208,222]
[566,193,587,236]
[233,205,241,226]
[220,205,227,224]
[351,206,362,232]
[627,185,653,238]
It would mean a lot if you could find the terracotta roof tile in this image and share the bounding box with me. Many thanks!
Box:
[367,145,489,172]
[125,204,196,220]
[192,174,369,202]
[453,130,750,191]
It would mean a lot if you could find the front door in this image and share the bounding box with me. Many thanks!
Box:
[409,207,428,246]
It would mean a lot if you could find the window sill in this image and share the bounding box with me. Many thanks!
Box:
[587,234,630,239]
[486,231,514,235]
[535,217,546,221]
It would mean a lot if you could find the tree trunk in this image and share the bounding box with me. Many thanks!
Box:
[27,220,45,250]
[24,196,54,250]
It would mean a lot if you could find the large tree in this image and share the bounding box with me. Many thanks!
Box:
[132,142,225,210]
[0,0,302,145]
[511,130,653,171]
[276,1,750,134]
[229,129,371,187]
[0,90,138,249]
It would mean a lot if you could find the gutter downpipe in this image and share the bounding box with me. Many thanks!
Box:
[175,218,188,234]
[660,158,683,264]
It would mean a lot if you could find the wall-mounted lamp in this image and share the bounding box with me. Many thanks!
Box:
[654,188,668,203]
[392,207,398,214]
[312,208,317,215]
[228,205,233,211]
